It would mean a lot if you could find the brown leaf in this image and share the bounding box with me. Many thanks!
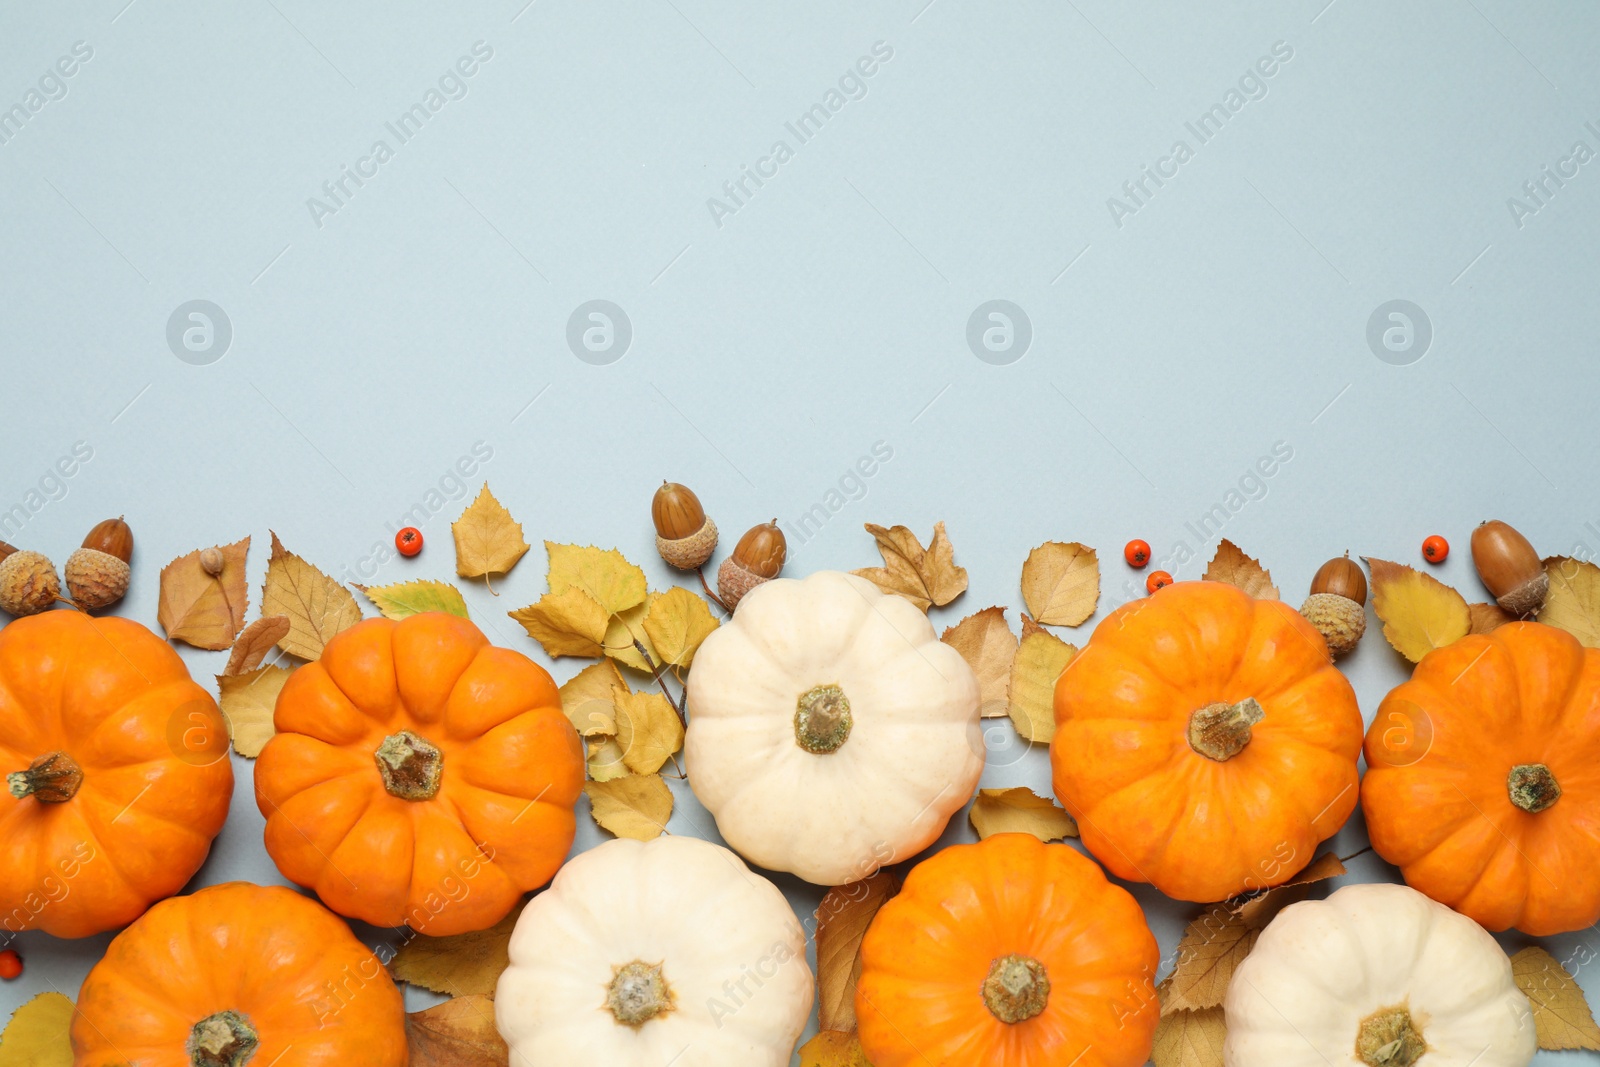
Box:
[814,872,899,1032]
[585,774,673,840]
[1007,630,1077,743]
[224,615,290,675]
[613,688,683,775]
[406,996,508,1067]
[1229,852,1346,928]
[559,660,628,736]
[0,992,75,1067]
[1366,556,1470,662]
[1512,945,1600,1050]
[1163,906,1257,1014]
[1541,557,1600,648]
[941,607,1018,718]
[1151,1000,1226,1067]
[390,904,523,997]
[851,522,967,611]
[216,665,291,758]
[157,537,250,650]
[452,485,530,591]
[797,1031,873,1067]
[1020,612,1047,638]
[969,787,1078,842]
[1468,601,1517,635]
[1021,542,1100,626]
[261,532,362,660]
[1203,540,1279,600]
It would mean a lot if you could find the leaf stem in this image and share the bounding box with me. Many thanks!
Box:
[696,567,731,615]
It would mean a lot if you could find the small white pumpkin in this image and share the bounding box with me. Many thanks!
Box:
[685,570,983,885]
[495,835,812,1067]
[1225,882,1535,1067]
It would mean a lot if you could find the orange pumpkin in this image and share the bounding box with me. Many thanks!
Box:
[1051,581,1364,902]
[73,881,407,1066]
[856,834,1160,1067]
[255,612,583,935]
[0,612,232,938]
[1362,621,1600,935]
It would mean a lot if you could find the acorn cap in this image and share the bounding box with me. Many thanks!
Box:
[65,547,130,611]
[657,517,718,571]
[1300,592,1365,657]
[717,556,770,611]
[0,550,61,617]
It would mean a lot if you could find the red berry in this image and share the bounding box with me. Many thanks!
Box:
[1124,539,1151,569]
[0,949,21,980]
[396,527,424,558]
[1422,535,1449,563]
[1146,570,1173,594]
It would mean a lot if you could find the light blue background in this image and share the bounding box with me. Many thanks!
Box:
[3,0,1599,1061]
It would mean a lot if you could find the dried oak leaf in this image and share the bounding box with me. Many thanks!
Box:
[1512,945,1600,1050]
[261,532,362,660]
[157,536,250,650]
[969,787,1078,842]
[585,774,673,839]
[356,579,469,621]
[508,588,608,658]
[1203,540,1279,600]
[1008,630,1077,744]
[815,871,899,1032]
[1366,556,1469,662]
[1151,992,1226,1067]
[559,660,628,737]
[1468,601,1517,635]
[216,665,291,758]
[452,485,529,591]
[941,607,1018,718]
[406,996,508,1067]
[1540,557,1600,647]
[613,687,683,775]
[546,543,647,616]
[642,586,720,668]
[1021,542,1100,626]
[852,522,967,611]
[223,615,290,676]
[604,598,661,673]
[0,992,74,1067]
[391,904,523,997]
[797,1031,873,1067]
[586,737,629,782]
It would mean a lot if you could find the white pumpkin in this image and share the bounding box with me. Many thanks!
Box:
[1225,882,1535,1067]
[495,835,812,1067]
[685,570,983,885]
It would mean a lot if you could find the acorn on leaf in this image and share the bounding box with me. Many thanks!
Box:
[1300,553,1367,656]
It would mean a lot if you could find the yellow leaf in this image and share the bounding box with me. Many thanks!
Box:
[613,687,683,775]
[642,587,720,668]
[797,1030,874,1067]
[586,737,630,781]
[941,607,1018,718]
[545,542,647,616]
[1020,542,1100,626]
[1468,601,1516,635]
[261,532,363,660]
[1540,557,1600,648]
[585,774,673,840]
[157,536,251,650]
[603,597,659,672]
[1163,906,1257,1014]
[969,787,1078,842]
[815,871,899,1032]
[1008,631,1077,743]
[405,995,508,1067]
[0,993,73,1067]
[356,579,469,620]
[1202,539,1279,600]
[391,906,523,998]
[1151,1002,1226,1067]
[559,660,628,736]
[851,522,967,611]
[508,589,608,658]
[452,485,530,588]
[1512,945,1600,1050]
[1366,557,1470,662]
[216,665,291,758]
[223,614,290,676]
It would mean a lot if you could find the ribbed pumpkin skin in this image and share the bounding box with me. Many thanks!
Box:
[1362,621,1600,935]
[255,613,583,935]
[72,882,407,1067]
[856,834,1160,1067]
[0,612,233,938]
[1051,581,1364,903]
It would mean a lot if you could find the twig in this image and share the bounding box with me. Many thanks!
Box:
[633,640,688,721]
[696,566,731,614]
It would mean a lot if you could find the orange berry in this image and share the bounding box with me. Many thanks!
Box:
[1146,570,1173,594]
[1124,539,1151,568]
[1422,535,1449,564]
[395,527,424,558]
[0,949,20,980]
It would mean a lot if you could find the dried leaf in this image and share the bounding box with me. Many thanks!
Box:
[815,872,899,1032]
[216,665,291,758]
[941,607,1017,718]
[0,992,74,1067]
[452,485,529,589]
[223,615,290,676]
[1008,630,1077,743]
[1163,905,1257,1014]
[546,543,647,616]
[969,787,1078,842]
[1366,557,1470,662]
[559,660,628,736]
[613,688,683,775]
[1151,1001,1226,1067]
[1021,542,1101,626]
[586,737,629,781]
[356,579,469,620]
[157,537,250,650]
[508,589,608,658]
[1541,557,1600,648]
[1229,852,1346,928]
[1512,945,1600,1050]
[797,1030,874,1067]
[585,774,673,840]
[406,996,508,1067]
[851,522,967,611]
[261,532,362,660]
[603,598,659,673]
[1020,612,1048,639]
[642,587,720,668]
[1203,540,1279,600]
[1468,601,1517,635]
[391,905,522,997]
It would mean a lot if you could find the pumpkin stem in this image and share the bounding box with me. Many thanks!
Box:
[187,1010,259,1067]
[794,684,852,754]
[606,960,674,1027]
[1187,698,1265,762]
[982,954,1050,1024]
[1508,763,1561,813]
[1356,1005,1426,1067]
[374,731,443,801]
[7,752,83,803]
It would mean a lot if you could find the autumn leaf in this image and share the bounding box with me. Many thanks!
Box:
[969,787,1078,842]
[586,737,629,781]
[1020,612,1048,639]
[1228,852,1346,928]
[1008,631,1077,743]
[356,579,469,620]
[815,871,899,1032]
[797,1031,873,1067]
[1021,542,1100,626]
[406,996,508,1067]
[1540,557,1600,647]
[642,587,720,668]
[1366,557,1470,662]
[261,532,362,660]
[546,543,647,616]
[216,665,291,758]
[1151,995,1226,1067]
[941,607,1017,718]
[223,615,290,676]
[508,589,608,658]
[559,660,627,736]
[852,522,967,611]
[603,598,660,673]
[0,992,74,1067]
[157,537,250,650]
[452,485,529,591]
[613,687,683,775]
[391,904,523,997]
[1203,540,1279,600]
[1468,602,1516,635]
[585,774,673,840]
[1512,945,1600,1050]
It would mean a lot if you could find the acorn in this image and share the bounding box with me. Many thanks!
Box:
[652,482,718,570]
[0,542,61,617]
[717,521,786,610]
[64,517,133,610]
[1300,553,1367,657]
[1471,520,1546,617]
